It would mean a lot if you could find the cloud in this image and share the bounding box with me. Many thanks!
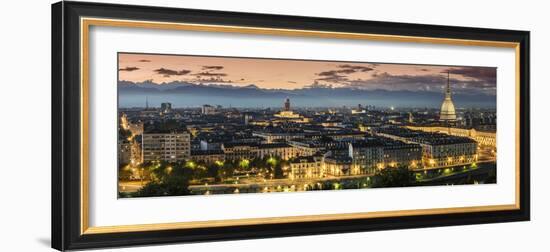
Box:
[313,63,495,95]
[287,81,297,84]
[192,72,228,77]
[337,64,374,72]
[317,65,374,77]
[345,72,496,95]
[154,68,192,77]
[316,74,349,83]
[119,66,140,72]
[445,67,496,84]
[315,64,375,83]
[190,71,231,84]
[202,65,224,70]
[305,81,333,89]
[138,59,151,62]
[198,77,233,83]
[317,70,343,77]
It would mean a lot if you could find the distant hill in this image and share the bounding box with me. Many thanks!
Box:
[118,80,496,109]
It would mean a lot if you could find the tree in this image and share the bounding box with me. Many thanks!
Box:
[118,127,132,140]
[132,161,192,197]
[239,159,250,171]
[218,161,236,180]
[484,169,497,184]
[370,166,415,188]
[133,182,168,197]
[118,166,133,181]
[250,157,264,170]
[206,163,220,182]
[273,158,287,179]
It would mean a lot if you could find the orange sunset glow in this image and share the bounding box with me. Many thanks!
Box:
[118,53,496,94]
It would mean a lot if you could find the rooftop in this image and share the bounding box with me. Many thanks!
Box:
[191,149,225,155]
[222,142,259,148]
[258,143,292,149]
[412,135,477,145]
[349,138,386,148]
[324,155,353,164]
[375,127,476,145]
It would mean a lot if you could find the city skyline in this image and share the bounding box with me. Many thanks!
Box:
[118,96,497,197]
[119,53,497,95]
[117,52,497,198]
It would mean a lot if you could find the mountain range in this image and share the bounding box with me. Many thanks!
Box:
[118,80,496,109]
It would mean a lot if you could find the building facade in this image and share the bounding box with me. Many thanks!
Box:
[407,126,496,147]
[257,143,299,160]
[323,156,354,176]
[222,142,299,161]
[417,138,478,167]
[348,140,385,174]
[190,150,225,164]
[118,139,132,165]
[288,139,325,157]
[142,130,191,162]
[222,143,259,161]
[289,156,323,180]
[382,141,422,169]
[201,104,217,115]
[252,131,305,143]
[374,127,478,168]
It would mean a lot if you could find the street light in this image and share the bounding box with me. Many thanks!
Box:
[239,159,250,170]
[140,168,144,186]
[186,161,196,169]
[267,156,277,166]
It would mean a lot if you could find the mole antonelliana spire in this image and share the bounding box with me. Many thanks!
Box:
[439,71,457,122]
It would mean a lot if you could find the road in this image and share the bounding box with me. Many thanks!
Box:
[118,149,497,194]
[118,181,147,193]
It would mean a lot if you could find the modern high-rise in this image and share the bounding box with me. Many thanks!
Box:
[348,140,385,174]
[142,129,191,162]
[202,104,216,115]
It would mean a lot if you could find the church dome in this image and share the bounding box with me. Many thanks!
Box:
[440,98,456,121]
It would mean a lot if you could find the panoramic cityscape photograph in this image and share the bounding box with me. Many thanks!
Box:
[117,52,497,198]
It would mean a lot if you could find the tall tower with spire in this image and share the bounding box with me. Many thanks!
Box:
[284,97,291,111]
[439,71,457,122]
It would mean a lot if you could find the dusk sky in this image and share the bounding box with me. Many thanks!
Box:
[119,53,497,95]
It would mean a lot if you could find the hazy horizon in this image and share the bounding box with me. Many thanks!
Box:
[118,53,497,109]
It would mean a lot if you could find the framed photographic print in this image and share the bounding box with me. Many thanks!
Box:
[52,1,530,251]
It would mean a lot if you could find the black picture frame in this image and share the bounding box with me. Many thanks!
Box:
[52,1,530,251]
